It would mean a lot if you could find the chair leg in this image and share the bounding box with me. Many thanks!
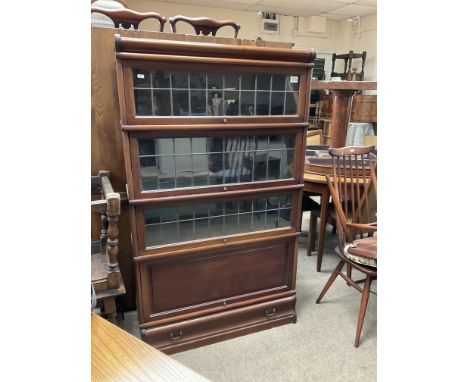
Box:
[346,263,352,286]
[332,220,337,234]
[307,214,317,256]
[316,260,345,303]
[354,275,373,347]
[102,297,119,326]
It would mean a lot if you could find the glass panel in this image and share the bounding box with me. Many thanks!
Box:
[240,91,255,115]
[139,139,155,156]
[285,92,298,115]
[241,74,256,90]
[272,75,286,91]
[160,222,179,244]
[224,215,239,235]
[140,156,158,190]
[256,92,270,115]
[190,90,207,116]
[194,218,210,240]
[179,220,194,242]
[208,91,224,116]
[238,213,252,233]
[266,210,279,229]
[171,71,188,88]
[210,216,224,237]
[256,74,271,90]
[225,91,240,115]
[139,134,295,191]
[286,75,300,91]
[252,211,266,230]
[153,90,171,116]
[133,69,300,117]
[133,69,151,88]
[152,70,171,88]
[281,134,295,149]
[267,150,282,180]
[190,72,206,89]
[224,74,240,89]
[172,90,189,116]
[134,89,152,116]
[145,224,161,247]
[278,208,291,227]
[207,73,223,90]
[271,92,285,115]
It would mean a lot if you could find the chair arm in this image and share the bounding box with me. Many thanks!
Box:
[346,223,377,232]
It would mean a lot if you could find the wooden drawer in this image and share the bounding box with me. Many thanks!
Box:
[142,296,296,353]
[138,237,296,323]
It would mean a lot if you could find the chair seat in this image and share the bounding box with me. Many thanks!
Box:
[92,250,126,299]
[344,236,377,268]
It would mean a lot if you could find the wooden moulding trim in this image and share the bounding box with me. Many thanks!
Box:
[139,290,295,328]
[115,34,316,63]
[129,184,303,207]
[133,231,300,262]
[116,52,313,68]
[122,122,309,131]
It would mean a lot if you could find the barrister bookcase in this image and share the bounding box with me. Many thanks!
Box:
[114,34,315,353]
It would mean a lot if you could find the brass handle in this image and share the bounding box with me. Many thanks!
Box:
[265,308,276,317]
[169,329,183,340]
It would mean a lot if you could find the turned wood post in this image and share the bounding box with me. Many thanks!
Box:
[106,192,120,289]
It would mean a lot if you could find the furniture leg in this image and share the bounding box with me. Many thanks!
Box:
[102,298,119,326]
[346,264,352,286]
[354,275,372,348]
[316,260,345,303]
[317,188,330,272]
[307,214,317,256]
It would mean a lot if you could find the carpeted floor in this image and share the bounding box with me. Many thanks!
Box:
[122,213,377,381]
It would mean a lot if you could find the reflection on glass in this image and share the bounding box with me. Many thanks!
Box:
[134,90,152,116]
[240,91,255,115]
[133,69,151,88]
[139,135,296,191]
[133,69,300,117]
[241,73,256,90]
[271,92,285,115]
[173,90,189,116]
[256,92,270,115]
[153,90,171,116]
[144,194,293,247]
[190,90,207,116]
[285,92,298,115]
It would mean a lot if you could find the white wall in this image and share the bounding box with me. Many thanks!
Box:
[125,0,377,80]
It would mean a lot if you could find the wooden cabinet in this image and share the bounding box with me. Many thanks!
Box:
[350,95,377,123]
[114,34,315,353]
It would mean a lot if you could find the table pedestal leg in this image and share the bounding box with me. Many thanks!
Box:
[317,187,330,272]
[330,90,357,148]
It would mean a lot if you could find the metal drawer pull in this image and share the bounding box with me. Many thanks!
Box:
[169,329,183,340]
[265,308,276,317]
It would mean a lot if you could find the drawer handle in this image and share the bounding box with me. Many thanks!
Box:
[265,308,276,317]
[169,329,183,340]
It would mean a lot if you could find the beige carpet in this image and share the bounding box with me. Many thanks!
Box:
[123,213,377,381]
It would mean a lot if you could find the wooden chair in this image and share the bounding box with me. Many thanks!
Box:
[168,15,241,37]
[316,146,377,347]
[331,51,367,81]
[91,2,166,31]
[91,171,126,325]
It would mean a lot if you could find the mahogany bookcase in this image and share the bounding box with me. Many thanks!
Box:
[114,34,315,353]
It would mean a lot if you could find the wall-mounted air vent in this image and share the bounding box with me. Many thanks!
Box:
[261,18,279,34]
